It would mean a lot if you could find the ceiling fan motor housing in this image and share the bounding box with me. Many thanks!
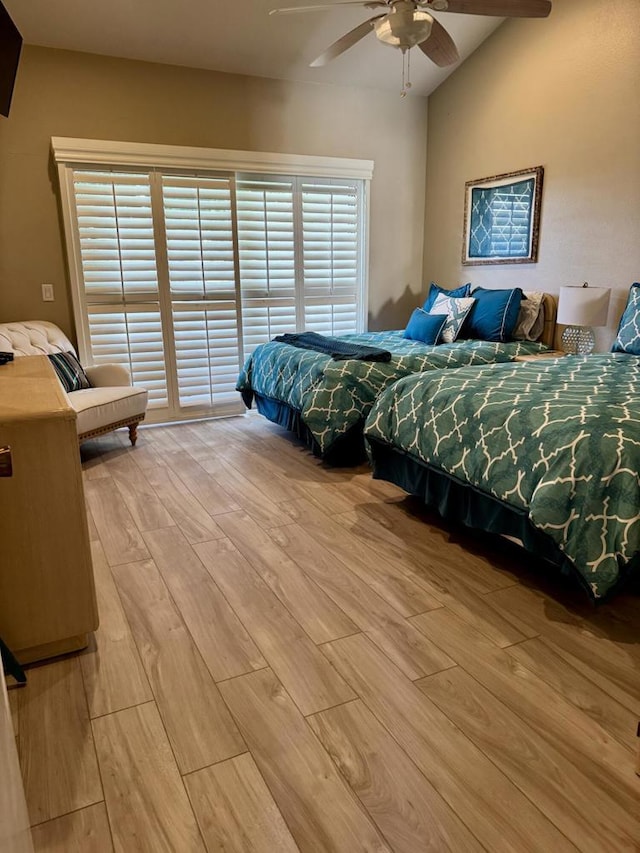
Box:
[374,2,434,49]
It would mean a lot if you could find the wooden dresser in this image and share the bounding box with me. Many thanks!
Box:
[0,356,98,664]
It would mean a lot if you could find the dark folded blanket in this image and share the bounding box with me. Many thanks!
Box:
[273,332,391,362]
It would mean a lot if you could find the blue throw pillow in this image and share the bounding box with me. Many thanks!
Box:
[403,309,447,344]
[423,282,471,312]
[464,287,524,342]
[611,283,640,354]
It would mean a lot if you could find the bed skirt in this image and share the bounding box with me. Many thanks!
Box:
[252,393,367,466]
[367,437,607,601]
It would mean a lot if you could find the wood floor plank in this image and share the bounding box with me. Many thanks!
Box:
[217,512,358,645]
[219,669,389,853]
[144,466,225,545]
[308,699,482,852]
[222,443,305,503]
[271,523,454,679]
[334,509,536,647]
[80,541,153,718]
[92,702,204,852]
[116,431,169,472]
[84,478,150,566]
[199,457,291,530]
[18,658,103,825]
[31,802,113,853]
[195,538,356,715]
[488,584,640,713]
[113,559,246,774]
[106,454,176,533]
[321,633,575,853]
[283,499,441,616]
[507,636,639,752]
[143,527,267,681]
[417,666,639,852]
[164,450,240,516]
[185,752,300,853]
[410,608,640,815]
[358,500,520,594]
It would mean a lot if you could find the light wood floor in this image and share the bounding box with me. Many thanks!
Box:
[9,414,640,852]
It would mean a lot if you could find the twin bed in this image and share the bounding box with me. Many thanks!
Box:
[237,293,556,464]
[238,287,640,601]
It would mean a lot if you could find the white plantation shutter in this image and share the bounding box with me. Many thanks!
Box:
[237,176,364,350]
[57,142,370,425]
[236,177,297,355]
[162,176,242,408]
[71,171,168,408]
[302,179,361,336]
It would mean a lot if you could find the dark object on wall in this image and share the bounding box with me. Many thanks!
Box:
[0,1,22,118]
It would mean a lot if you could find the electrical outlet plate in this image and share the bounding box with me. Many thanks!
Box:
[42,283,54,302]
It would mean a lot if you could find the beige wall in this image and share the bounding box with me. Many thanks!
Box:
[0,46,428,340]
[423,0,640,350]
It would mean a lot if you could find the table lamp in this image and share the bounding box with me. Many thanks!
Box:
[557,283,611,354]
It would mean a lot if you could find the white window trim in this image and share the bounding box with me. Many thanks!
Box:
[51,137,374,180]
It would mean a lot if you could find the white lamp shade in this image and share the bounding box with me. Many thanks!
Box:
[557,286,611,327]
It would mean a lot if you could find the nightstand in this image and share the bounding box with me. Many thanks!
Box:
[514,350,567,363]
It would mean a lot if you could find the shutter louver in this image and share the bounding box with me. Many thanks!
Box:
[237,178,297,354]
[301,180,361,336]
[72,171,168,408]
[162,176,241,408]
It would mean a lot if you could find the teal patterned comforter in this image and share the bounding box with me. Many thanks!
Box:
[364,354,640,599]
[237,332,546,456]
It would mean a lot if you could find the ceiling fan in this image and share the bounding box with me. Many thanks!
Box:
[270,0,551,86]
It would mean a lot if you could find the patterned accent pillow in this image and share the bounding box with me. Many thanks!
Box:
[423,282,471,312]
[612,283,640,354]
[430,294,476,344]
[512,291,545,341]
[48,351,92,392]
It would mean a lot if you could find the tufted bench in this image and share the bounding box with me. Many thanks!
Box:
[0,320,148,445]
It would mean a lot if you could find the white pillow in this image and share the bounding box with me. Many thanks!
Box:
[513,291,545,340]
[430,294,476,343]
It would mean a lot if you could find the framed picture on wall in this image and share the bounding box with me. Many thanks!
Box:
[462,166,544,265]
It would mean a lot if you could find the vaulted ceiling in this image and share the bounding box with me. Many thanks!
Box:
[5,0,504,96]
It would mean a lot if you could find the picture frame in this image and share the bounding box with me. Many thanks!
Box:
[462,166,544,266]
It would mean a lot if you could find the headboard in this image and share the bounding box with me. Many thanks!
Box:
[540,294,558,349]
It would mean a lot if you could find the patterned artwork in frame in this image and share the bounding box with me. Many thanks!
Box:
[462,166,544,265]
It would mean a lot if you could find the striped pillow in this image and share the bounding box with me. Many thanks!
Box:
[48,351,91,392]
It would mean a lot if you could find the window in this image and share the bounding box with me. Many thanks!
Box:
[54,139,372,423]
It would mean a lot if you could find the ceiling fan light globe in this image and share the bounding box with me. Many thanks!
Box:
[374,8,434,49]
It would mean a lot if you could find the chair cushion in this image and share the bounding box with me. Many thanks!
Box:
[48,351,91,392]
[70,386,148,436]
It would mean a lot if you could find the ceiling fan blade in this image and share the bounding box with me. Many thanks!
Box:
[310,16,382,66]
[418,17,459,66]
[442,0,551,17]
[270,2,385,15]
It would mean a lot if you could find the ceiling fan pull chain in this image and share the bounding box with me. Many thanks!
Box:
[400,46,413,97]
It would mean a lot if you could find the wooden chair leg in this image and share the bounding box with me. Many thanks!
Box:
[128,423,138,446]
